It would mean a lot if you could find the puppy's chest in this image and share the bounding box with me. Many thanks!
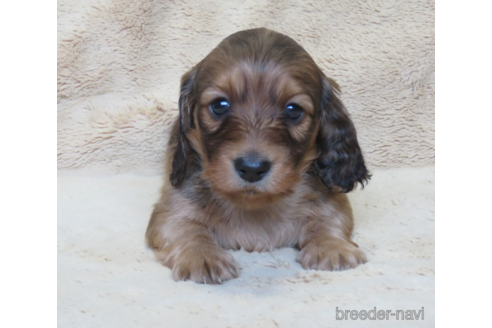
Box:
[211,203,306,252]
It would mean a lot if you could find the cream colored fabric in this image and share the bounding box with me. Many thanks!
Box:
[57,0,434,173]
[58,167,435,327]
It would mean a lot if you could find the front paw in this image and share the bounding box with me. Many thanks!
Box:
[172,247,239,284]
[296,239,367,271]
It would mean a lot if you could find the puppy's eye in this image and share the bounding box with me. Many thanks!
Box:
[284,104,303,121]
[210,99,230,116]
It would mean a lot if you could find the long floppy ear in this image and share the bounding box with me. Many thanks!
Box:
[314,74,370,192]
[169,67,198,187]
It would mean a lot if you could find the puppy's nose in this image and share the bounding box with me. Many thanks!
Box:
[234,156,271,183]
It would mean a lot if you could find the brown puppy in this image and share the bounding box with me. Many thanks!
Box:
[146,28,370,284]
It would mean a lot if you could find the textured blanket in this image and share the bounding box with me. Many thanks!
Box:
[57,0,434,173]
[58,167,435,327]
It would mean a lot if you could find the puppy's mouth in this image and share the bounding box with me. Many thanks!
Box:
[215,184,295,210]
[203,160,298,208]
[240,188,260,195]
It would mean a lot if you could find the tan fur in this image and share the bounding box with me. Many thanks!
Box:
[146,28,368,284]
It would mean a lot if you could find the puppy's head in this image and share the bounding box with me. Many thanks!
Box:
[170,28,369,208]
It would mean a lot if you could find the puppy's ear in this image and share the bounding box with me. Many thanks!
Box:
[170,67,198,187]
[314,74,370,192]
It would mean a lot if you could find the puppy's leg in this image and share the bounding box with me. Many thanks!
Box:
[296,193,366,271]
[146,203,238,284]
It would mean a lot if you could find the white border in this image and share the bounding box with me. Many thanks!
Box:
[437,0,492,326]
[0,1,56,326]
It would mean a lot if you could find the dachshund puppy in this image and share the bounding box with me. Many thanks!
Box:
[146,28,370,284]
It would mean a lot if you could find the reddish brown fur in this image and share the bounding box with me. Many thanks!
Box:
[146,28,370,284]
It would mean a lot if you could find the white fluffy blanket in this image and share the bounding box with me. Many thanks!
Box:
[57,0,434,173]
[58,167,435,327]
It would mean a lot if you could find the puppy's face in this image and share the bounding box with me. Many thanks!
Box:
[194,62,318,207]
[171,28,369,209]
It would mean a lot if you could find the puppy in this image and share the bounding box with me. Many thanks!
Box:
[146,28,370,284]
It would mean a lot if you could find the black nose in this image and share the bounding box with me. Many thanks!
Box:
[234,156,271,183]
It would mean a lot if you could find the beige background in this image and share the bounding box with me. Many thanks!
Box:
[57,0,434,173]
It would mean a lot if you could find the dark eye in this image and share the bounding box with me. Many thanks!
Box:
[284,104,303,121]
[210,99,230,116]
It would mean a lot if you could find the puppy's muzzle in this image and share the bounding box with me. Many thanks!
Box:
[233,156,271,183]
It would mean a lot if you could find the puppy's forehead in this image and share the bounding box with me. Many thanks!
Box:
[215,62,299,96]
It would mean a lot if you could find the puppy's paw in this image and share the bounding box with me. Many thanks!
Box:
[296,239,367,271]
[172,248,239,284]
